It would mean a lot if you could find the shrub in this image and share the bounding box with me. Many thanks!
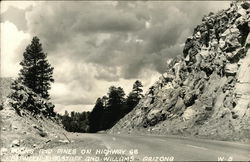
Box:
[8,80,55,117]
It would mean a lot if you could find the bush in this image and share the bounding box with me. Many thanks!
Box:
[8,80,55,117]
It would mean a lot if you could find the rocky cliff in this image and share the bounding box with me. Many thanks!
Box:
[110,1,250,142]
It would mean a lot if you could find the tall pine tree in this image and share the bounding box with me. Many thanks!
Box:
[126,80,143,112]
[89,98,105,132]
[19,36,54,99]
[105,86,126,128]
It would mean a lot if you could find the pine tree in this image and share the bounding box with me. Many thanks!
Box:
[89,98,105,132]
[105,86,126,128]
[107,86,125,109]
[19,36,54,99]
[133,80,143,97]
[126,80,143,111]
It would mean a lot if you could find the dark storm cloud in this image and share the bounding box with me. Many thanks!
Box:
[72,11,145,33]
[21,1,229,107]
[25,2,144,51]
[25,1,229,78]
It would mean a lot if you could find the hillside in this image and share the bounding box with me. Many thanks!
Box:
[0,78,68,160]
[0,77,13,104]
[110,1,250,142]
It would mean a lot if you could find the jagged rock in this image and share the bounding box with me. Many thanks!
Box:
[173,62,183,80]
[182,107,196,120]
[162,73,175,82]
[33,124,47,137]
[195,112,211,125]
[184,90,197,107]
[223,95,236,109]
[231,111,239,119]
[220,108,232,119]
[226,48,246,62]
[223,28,241,52]
[171,97,185,115]
[202,96,214,111]
[38,130,47,137]
[13,125,18,130]
[205,106,213,111]
[12,140,20,147]
[224,63,238,76]
[200,61,214,76]
[199,48,210,59]
[219,39,226,49]
[237,8,247,17]
[32,124,38,129]
[146,109,163,126]
[194,31,201,39]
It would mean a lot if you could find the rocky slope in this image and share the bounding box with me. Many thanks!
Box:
[110,1,250,142]
[0,77,13,104]
[0,78,68,159]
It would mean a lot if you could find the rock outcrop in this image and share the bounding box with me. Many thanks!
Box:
[110,1,250,142]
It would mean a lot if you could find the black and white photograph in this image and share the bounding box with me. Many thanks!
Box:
[0,0,250,161]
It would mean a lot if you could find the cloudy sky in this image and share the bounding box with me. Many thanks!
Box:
[1,1,229,113]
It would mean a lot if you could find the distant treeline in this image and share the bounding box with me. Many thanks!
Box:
[59,80,143,133]
[58,111,90,133]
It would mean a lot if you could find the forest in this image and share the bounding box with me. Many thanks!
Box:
[59,80,144,133]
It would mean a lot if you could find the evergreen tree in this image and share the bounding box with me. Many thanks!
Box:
[105,86,126,128]
[89,98,105,133]
[126,80,143,111]
[61,111,71,131]
[133,80,143,97]
[61,110,90,133]
[107,86,125,109]
[19,36,54,99]
[88,83,142,133]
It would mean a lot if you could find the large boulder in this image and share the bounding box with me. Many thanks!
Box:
[224,63,238,76]
[226,48,246,63]
[220,27,242,52]
[184,90,198,107]
[11,140,20,147]
[182,107,197,121]
[162,73,175,82]
[199,48,210,59]
[146,109,165,126]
